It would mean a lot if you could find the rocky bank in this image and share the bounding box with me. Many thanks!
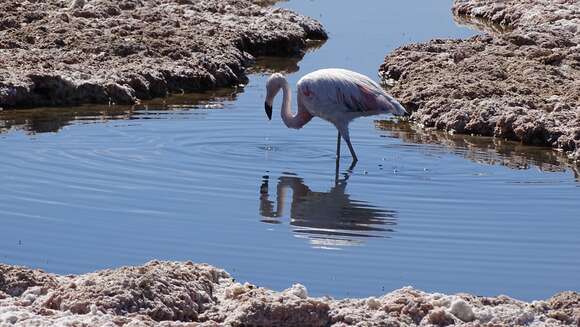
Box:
[1,261,579,326]
[380,0,580,160]
[0,0,326,108]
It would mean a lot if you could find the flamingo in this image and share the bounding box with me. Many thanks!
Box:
[264,68,407,162]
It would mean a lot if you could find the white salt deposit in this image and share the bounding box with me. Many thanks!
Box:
[450,299,475,322]
[69,0,85,9]
[283,283,308,299]
[224,282,247,299]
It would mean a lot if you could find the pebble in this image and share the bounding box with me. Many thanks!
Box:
[450,299,475,322]
[366,297,381,310]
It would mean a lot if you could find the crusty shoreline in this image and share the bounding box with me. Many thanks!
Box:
[380,0,579,160]
[0,0,326,108]
[0,261,578,326]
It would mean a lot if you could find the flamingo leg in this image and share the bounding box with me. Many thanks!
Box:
[345,138,358,162]
[336,131,341,159]
[334,156,340,186]
[336,125,358,162]
[339,128,358,162]
[335,132,342,184]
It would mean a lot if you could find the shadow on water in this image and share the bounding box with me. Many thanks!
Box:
[259,168,398,249]
[248,40,326,75]
[0,88,241,134]
[375,120,580,180]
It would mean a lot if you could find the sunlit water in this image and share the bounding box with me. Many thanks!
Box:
[1,0,579,301]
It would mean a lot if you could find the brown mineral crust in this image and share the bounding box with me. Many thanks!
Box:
[0,264,58,297]
[199,282,331,326]
[1,261,579,326]
[40,260,228,322]
[453,0,580,49]
[379,0,580,160]
[546,292,580,325]
[0,0,326,108]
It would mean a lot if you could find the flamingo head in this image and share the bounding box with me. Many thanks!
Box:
[264,101,273,121]
[264,73,286,121]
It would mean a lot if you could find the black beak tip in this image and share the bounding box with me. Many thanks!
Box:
[264,102,273,121]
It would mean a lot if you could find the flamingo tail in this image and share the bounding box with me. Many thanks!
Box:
[383,95,408,116]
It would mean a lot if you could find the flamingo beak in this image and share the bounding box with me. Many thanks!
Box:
[264,102,272,120]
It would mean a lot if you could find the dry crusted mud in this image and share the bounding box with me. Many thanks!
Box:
[0,261,579,326]
[0,0,326,108]
[379,0,580,160]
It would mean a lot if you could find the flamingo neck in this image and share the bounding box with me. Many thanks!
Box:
[276,78,310,130]
[278,79,295,128]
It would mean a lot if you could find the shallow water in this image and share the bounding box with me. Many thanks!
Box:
[1,0,580,301]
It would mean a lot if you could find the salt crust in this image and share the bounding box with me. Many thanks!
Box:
[380,0,580,160]
[1,261,578,326]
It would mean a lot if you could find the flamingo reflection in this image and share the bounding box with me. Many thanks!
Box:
[259,171,397,248]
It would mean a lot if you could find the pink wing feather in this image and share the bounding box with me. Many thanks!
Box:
[298,69,407,118]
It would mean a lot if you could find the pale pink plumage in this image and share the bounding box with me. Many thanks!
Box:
[264,68,407,162]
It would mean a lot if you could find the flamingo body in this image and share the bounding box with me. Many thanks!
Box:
[264,68,407,162]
